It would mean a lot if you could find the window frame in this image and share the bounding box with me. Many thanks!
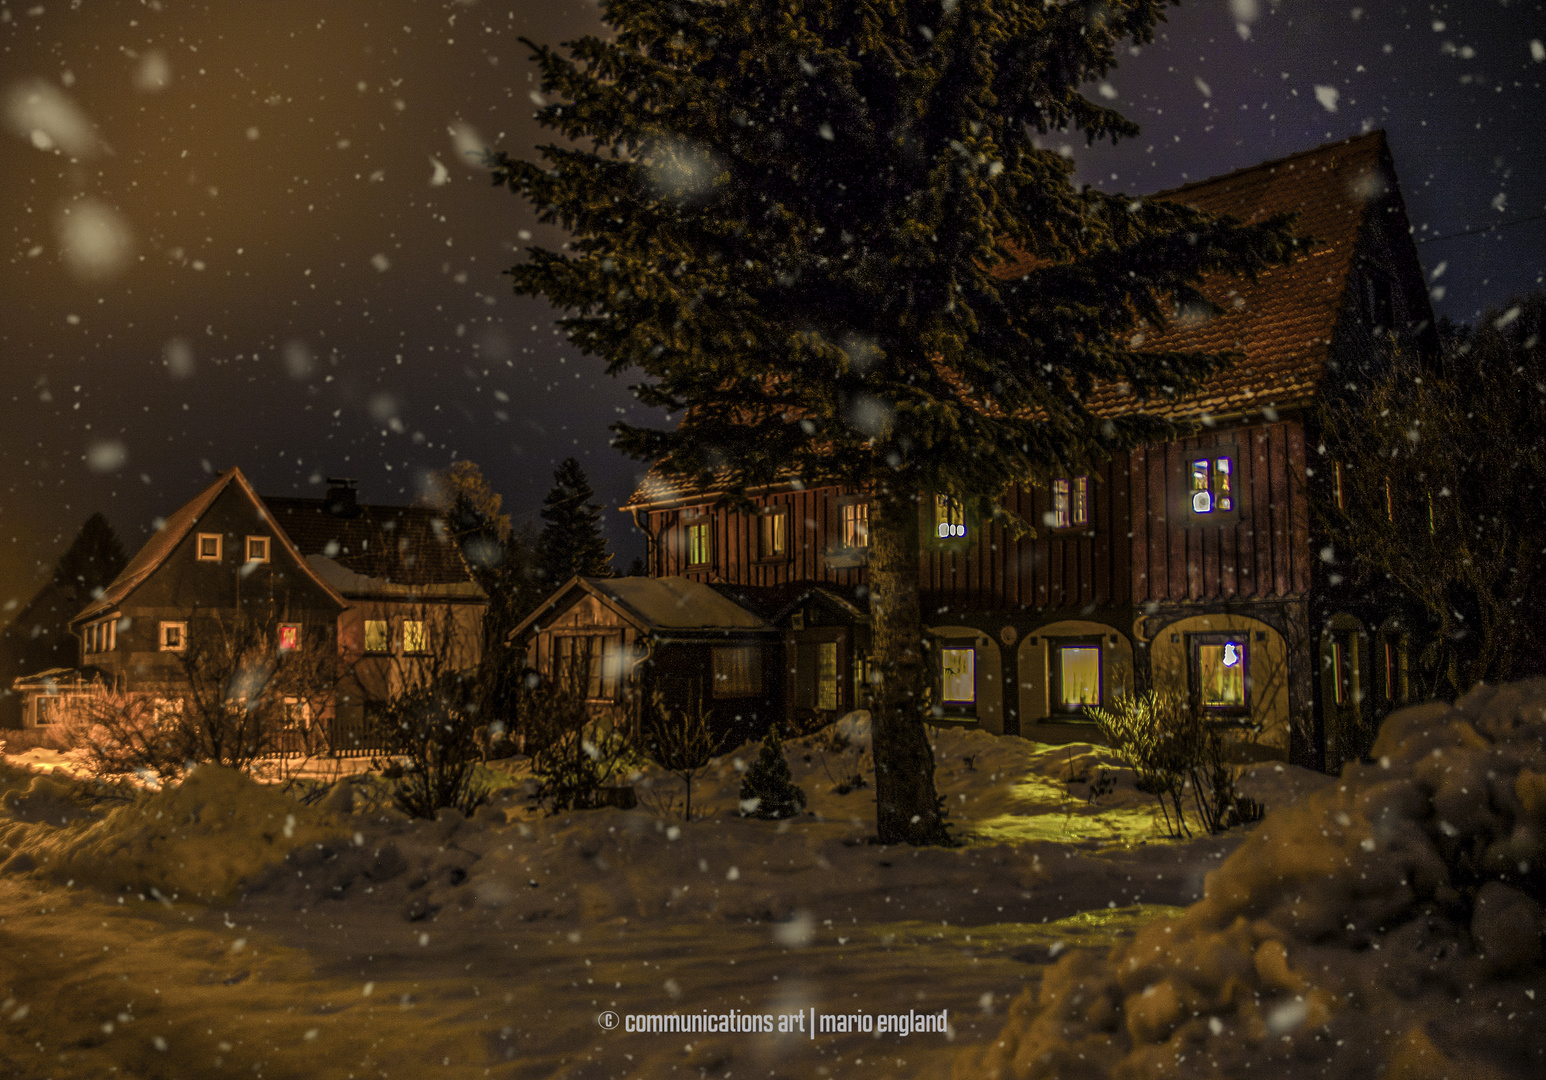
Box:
[1048,475,1091,532]
[1181,447,1241,523]
[841,500,869,549]
[401,619,430,656]
[159,621,188,653]
[756,505,790,562]
[938,644,977,714]
[35,695,64,726]
[1188,632,1251,718]
[196,532,223,561]
[245,535,271,563]
[712,645,763,699]
[934,494,968,540]
[827,497,869,568]
[682,511,713,568]
[554,632,622,702]
[363,619,391,655]
[1047,635,1104,716]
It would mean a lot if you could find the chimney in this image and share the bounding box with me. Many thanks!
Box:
[324,477,360,517]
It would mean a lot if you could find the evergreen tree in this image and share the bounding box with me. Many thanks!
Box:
[738,723,806,820]
[491,0,1300,844]
[53,511,127,610]
[536,458,613,586]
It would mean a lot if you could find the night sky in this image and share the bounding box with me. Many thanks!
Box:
[2,0,1543,608]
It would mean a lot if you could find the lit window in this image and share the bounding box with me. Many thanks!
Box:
[1188,456,1235,515]
[841,502,868,548]
[557,634,620,700]
[402,620,429,655]
[685,516,711,566]
[935,494,967,538]
[817,642,838,711]
[363,619,390,653]
[1196,639,1248,711]
[1055,645,1102,709]
[713,646,763,698]
[197,533,222,561]
[278,623,301,652]
[940,646,975,704]
[160,621,187,652]
[1050,476,1090,529]
[246,536,270,563]
[759,508,788,559]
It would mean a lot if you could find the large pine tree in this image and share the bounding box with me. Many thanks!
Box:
[491,0,1300,844]
[54,511,127,611]
[536,458,614,586]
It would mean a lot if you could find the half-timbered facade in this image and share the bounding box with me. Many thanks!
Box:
[611,132,1436,769]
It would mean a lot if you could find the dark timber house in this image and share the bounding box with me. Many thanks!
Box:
[526,132,1437,770]
[11,470,486,755]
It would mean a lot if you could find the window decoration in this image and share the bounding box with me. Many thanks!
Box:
[935,494,967,538]
[940,646,975,705]
[278,623,301,652]
[402,620,429,655]
[841,502,868,548]
[712,646,762,698]
[363,620,390,654]
[1188,456,1235,515]
[159,621,187,652]
[197,533,222,561]
[245,536,270,563]
[758,508,788,559]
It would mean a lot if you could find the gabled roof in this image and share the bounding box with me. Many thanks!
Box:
[709,581,869,625]
[1086,130,1400,419]
[511,575,774,641]
[72,468,348,626]
[262,496,482,597]
[624,132,1411,510]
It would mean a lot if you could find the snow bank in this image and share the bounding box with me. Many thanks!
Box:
[0,765,348,902]
[957,682,1546,1080]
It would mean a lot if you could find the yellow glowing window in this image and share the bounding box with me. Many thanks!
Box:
[759,509,787,558]
[278,623,301,652]
[1059,647,1102,708]
[402,620,429,655]
[817,642,838,711]
[842,502,868,547]
[935,494,966,538]
[941,647,975,704]
[364,620,390,653]
[686,520,711,565]
[1197,641,1248,708]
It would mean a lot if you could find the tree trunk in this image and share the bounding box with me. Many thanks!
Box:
[866,474,951,846]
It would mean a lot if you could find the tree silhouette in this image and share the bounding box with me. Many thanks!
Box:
[53,512,127,611]
[536,457,612,587]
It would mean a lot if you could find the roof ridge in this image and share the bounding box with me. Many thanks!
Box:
[1150,130,1387,203]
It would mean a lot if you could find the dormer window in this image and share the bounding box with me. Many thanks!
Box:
[245,536,270,563]
[935,494,967,539]
[1185,451,1236,518]
[197,533,223,561]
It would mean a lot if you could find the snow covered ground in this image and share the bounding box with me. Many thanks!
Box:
[0,717,1337,1079]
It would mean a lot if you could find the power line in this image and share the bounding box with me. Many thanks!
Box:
[1417,211,1546,245]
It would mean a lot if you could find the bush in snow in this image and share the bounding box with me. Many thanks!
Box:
[739,723,806,820]
[636,690,717,820]
[523,673,634,814]
[1089,690,1260,838]
[958,680,1546,1080]
[377,669,491,819]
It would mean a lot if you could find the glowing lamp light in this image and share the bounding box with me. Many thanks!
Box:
[1222,643,1241,667]
[1193,490,1212,513]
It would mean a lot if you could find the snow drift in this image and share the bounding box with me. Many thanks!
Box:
[957,682,1546,1080]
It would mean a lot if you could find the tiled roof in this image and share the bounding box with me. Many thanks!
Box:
[1086,130,1392,419]
[511,575,774,640]
[624,133,1398,509]
[262,497,479,592]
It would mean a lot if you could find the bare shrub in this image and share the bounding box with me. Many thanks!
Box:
[522,673,633,814]
[636,691,716,820]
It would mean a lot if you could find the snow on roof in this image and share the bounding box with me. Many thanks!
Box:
[264,496,481,593]
[303,553,484,601]
[513,575,774,640]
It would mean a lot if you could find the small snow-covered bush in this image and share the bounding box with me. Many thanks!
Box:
[739,723,806,819]
[958,680,1546,1080]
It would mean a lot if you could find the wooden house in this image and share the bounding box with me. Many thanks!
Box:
[11,470,486,755]
[609,132,1436,769]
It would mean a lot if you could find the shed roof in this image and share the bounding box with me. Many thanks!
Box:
[512,576,773,641]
